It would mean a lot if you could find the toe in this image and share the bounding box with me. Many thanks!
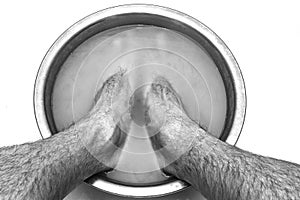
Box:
[151,76,182,108]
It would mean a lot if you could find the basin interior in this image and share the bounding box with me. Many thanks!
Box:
[51,25,227,186]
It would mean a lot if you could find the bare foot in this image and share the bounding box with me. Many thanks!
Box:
[145,76,199,169]
[77,69,132,168]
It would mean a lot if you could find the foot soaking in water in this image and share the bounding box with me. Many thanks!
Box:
[1,68,300,200]
[1,5,299,200]
[51,25,228,186]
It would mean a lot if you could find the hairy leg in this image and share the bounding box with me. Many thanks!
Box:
[146,76,300,200]
[0,70,132,200]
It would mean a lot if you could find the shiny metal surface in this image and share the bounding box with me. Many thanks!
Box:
[34,4,246,198]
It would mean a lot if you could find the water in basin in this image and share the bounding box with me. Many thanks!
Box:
[52,25,227,196]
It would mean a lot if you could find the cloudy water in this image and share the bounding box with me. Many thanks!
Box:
[52,25,227,185]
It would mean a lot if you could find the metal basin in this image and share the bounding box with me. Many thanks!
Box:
[34,4,246,198]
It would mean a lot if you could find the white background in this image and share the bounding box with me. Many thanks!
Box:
[0,0,299,192]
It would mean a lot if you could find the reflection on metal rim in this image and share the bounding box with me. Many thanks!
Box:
[88,178,189,198]
[33,4,246,198]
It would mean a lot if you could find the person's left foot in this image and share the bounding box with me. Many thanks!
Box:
[79,69,132,168]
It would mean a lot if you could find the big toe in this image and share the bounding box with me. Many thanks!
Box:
[151,76,182,107]
[95,69,127,102]
[105,70,126,92]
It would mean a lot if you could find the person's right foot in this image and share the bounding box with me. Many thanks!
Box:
[145,76,199,169]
